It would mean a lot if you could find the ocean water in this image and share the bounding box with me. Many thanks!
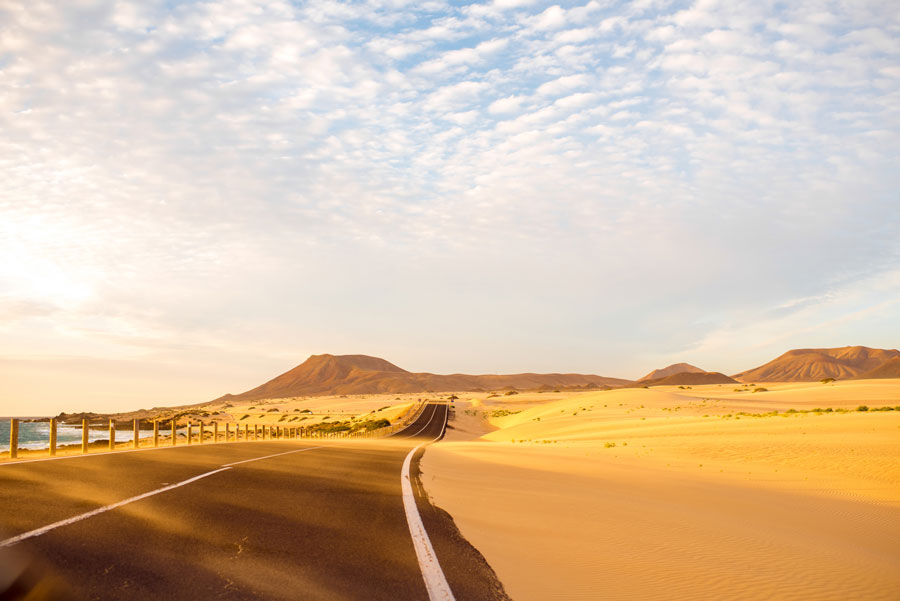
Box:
[0,419,160,452]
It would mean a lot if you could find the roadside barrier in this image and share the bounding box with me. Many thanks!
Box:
[1,400,431,461]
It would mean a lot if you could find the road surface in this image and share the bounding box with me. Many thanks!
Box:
[0,403,509,601]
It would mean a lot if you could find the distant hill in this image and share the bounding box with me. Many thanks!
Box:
[733,346,900,382]
[854,356,900,379]
[634,371,737,387]
[214,354,633,402]
[638,363,705,382]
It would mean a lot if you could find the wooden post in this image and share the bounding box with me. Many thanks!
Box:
[9,419,18,459]
[82,419,89,454]
[225,422,230,442]
[244,424,249,441]
[198,422,204,444]
[214,422,219,443]
[153,421,159,447]
[187,422,192,445]
[171,419,177,446]
[133,419,140,449]
[49,418,57,456]
[109,419,116,451]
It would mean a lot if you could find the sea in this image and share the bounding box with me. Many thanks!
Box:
[0,418,161,452]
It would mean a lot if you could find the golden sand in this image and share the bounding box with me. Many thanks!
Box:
[421,380,900,600]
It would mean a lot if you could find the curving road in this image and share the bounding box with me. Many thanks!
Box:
[0,403,509,601]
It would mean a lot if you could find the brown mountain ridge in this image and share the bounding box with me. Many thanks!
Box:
[213,346,900,404]
[634,371,738,387]
[854,356,900,380]
[215,354,633,402]
[638,363,706,382]
[733,346,900,382]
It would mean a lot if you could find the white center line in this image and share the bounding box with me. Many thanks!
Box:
[221,446,322,467]
[0,409,437,550]
[0,467,231,548]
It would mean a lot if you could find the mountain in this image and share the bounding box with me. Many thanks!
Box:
[632,371,737,387]
[855,356,900,379]
[733,346,900,382]
[215,354,634,402]
[638,363,705,382]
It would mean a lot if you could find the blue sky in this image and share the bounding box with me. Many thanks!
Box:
[1,0,898,413]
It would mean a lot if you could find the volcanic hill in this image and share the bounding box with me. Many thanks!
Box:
[638,363,706,382]
[733,346,900,382]
[855,356,900,379]
[215,354,633,402]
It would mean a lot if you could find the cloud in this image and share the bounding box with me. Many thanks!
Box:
[536,73,590,96]
[0,0,898,409]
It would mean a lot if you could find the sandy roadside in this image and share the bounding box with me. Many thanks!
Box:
[421,381,900,601]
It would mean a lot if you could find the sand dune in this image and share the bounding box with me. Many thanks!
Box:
[421,381,900,601]
[733,345,900,382]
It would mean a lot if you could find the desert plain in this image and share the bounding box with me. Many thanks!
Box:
[421,379,900,601]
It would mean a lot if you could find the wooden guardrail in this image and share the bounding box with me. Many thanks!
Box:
[1,400,429,461]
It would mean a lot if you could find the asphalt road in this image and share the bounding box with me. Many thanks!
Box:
[0,403,510,601]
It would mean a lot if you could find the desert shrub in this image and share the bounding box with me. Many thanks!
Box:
[240,415,249,420]
[267,408,279,412]
[362,418,390,431]
[753,387,768,393]
[491,409,521,418]
[604,442,616,448]
[857,405,869,412]
[821,378,835,384]
[504,390,519,396]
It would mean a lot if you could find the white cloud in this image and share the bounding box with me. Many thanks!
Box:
[531,5,567,31]
[488,94,526,114]
[536,73,590,96]
[0,0,898,410]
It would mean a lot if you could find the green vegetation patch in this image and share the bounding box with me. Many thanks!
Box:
[491,409,521,418]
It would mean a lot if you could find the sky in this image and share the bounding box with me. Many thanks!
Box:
[1,0,898,414]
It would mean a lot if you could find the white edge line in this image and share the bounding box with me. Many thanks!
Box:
[402,404,455,601]
[0,467,232,548]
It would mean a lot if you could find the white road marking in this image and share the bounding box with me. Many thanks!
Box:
[0,406,442,555]
[401,405,437,437]
[402,404,455,601]
[0,467,232,548]
[0,445,329,548]
[221,446,322,467]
